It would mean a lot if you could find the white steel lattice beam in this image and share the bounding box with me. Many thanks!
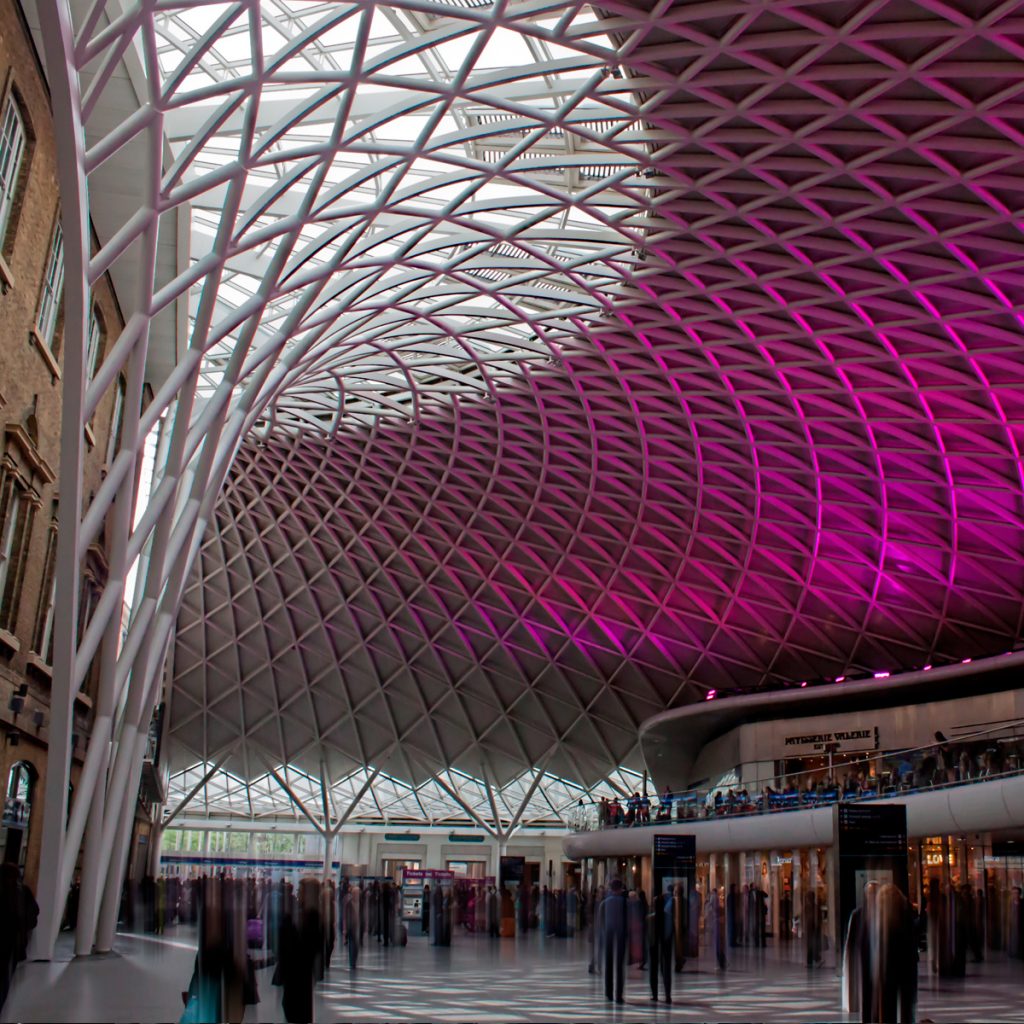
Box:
[31,0,1024,960]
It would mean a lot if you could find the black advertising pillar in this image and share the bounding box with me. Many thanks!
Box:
[832,802,908,953]
[651,833,696,898]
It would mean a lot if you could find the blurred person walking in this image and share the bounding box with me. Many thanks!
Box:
[0,863,37,1014]
[598,879,628,1003]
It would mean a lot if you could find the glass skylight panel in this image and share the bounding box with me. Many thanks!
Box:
[166,760,630,826]
[150,0,640,431]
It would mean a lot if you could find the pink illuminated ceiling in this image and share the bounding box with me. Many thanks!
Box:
[171,0,1024,790]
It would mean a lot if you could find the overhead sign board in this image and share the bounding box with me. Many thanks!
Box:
[832,802,909,971]
[835,803,908,858]
[499,855,526,886]
[651,833,696,899]
[783,726,879,756]
[402,869,455,882]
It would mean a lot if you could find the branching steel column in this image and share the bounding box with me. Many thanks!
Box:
[31,0,89,962]
[431,774,499,838]
[162,743,241,829]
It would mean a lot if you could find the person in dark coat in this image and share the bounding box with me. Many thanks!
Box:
[431,883,444,946]
[368,881,380,940]
[780,887,792,940]
[343,884,361,969]
[843,900,866,1018]
[726,883,739,947]
[277,915,310,1023]
[0,864,37,1014]
[181,877,246,1024]
[422,884,431,938]
[337,877,349,953]
[968,886,985,963]
[804,887,822,966]
[588,885,603,973]
[648,889,674,1003]
[598,879,628,1003]
[686,885,700,963]
[441,886,453,946]
[754,886,768,947]
[63,876,81,932]
[706,887,726,970]
[872,882,918,1024]
[381,882,393,946]
[487,885,499,937]
[323,879,336,969]
[279,881,321,1023]
[627,889,647,966]
[556,888,567,937]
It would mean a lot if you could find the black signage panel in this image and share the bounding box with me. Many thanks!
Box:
[832,803,909,964]
[991,840,1024,858]
[651,833,696,899]
[499,855,526,887]
[655,835,696,860]
[835,803,907,857]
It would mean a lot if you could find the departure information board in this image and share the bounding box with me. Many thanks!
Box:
[835,804,908,857]
[651,833,696,898]
[832,802,909,960]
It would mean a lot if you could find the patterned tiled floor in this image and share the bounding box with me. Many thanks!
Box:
[3,927,1023,1022]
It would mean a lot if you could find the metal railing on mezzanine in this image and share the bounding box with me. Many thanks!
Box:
[570,719,1024,832]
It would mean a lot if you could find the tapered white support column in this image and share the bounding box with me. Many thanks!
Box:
[95,730,150,952]
[322,833,334,880]
[74,778,109,956]
[31,0,88,961]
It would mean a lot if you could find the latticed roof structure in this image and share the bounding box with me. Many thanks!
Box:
[29,0,1024,931]
[166,760,642,829]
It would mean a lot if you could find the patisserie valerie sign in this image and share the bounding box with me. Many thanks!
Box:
[783,726,879,755]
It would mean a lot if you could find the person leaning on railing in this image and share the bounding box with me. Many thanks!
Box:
[656,788,672,821]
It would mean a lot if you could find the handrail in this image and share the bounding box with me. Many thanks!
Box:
[572,717,1024,832]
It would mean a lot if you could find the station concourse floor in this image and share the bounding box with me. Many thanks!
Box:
[3,926,1023,1023]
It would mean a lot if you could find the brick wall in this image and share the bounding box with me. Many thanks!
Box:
[0,0,126,895]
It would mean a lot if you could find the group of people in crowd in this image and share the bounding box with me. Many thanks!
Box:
[3,853,1023,1022]
[588,879,775,1003]
[584,872,1024,1020]
[177,875,339,1023]
[173,873,423,1023]
[592,732,1020,829]
[168,873,589,1021]
[420,879,589,941]
[839,877,999,1022]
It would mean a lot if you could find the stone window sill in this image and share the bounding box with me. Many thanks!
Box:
[26,651,52,679]
[29,327,61,382]
[0,628,20,655]
[0,253,13,294]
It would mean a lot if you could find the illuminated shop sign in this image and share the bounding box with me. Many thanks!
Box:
[783,726,879,755]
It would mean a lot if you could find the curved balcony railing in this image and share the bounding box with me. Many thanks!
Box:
[570,719,1024,832]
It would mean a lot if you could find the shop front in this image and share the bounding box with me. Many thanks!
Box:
[576,829,1024,969]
